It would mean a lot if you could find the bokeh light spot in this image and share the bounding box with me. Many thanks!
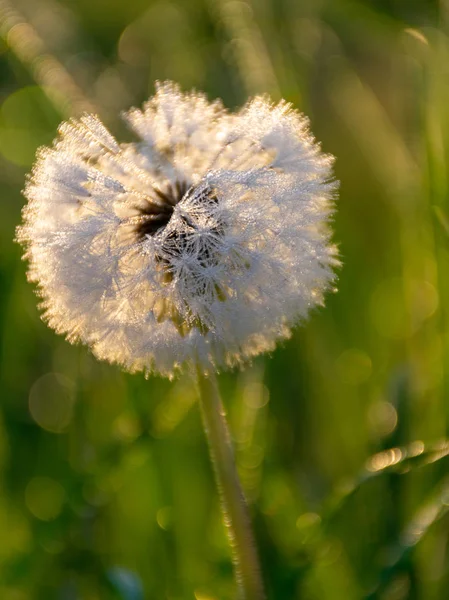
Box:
[317,539,343,566]
[29,373,75,433]
[409,280,439,324]
[366,447,403,472]
[113,412,141,443]
[335,348,372,385]
[238,444,264,469]
[243,382,269,408]
[152,381,196,437]
[25,477,65,521]
[368,401,398,437]
[296,512,321,529]
[408,440,425,457]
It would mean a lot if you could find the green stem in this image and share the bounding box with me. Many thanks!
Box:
[196,367,265,600]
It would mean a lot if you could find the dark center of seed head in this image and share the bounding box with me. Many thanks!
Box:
[135,181,225,303]
[135,180,189,240]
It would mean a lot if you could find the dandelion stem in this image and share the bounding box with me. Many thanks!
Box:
[196,367,265,600]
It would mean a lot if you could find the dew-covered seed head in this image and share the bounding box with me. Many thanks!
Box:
[17,81,339,378]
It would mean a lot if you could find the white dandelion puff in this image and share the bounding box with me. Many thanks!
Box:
[17,81,339,377]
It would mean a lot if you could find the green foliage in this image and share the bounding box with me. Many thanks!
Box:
[0,0,449,598]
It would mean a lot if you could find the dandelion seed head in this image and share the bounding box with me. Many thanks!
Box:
[17,81,339,377]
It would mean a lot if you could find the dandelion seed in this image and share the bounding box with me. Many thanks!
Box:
[17,81,339,377]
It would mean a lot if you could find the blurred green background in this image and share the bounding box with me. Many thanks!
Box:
[1,0,449,598]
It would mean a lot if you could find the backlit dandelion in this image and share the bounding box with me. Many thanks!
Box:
[17,81,339,599]
[17,81,338,378]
